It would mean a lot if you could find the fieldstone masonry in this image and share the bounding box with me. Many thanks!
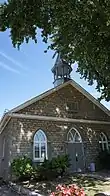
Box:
[16,85,110,121]
[0,84,110,179]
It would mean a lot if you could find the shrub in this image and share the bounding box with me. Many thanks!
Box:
[96,150,110,170]
[37,155,70,180]
[11,156,34,180]
[36,159,56,180]
[50,155,70,176]
[50,184,85,196]
[11,155,70,181]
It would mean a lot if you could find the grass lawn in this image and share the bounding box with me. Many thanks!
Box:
[20,174,110,196]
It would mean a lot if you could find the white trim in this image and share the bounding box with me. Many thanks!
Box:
[8,80,110,116]
[0,114,8,129]
[67,127,82,143]
[0,115,11,133]
[70,81,110,117]
[99,132,109,151]
[0,80,109,133]
[33,130,47,162]
[7,113,110,125]
[10,81,71,113]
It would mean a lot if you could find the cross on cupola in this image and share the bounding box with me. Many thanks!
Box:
[51,53,72,87]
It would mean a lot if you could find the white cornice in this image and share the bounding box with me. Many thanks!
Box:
[8,113,110,125]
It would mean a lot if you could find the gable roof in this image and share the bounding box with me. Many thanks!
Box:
[0,79,110,133]
[10,79,110,116]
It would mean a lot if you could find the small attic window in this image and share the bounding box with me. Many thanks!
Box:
[66,102,79,113]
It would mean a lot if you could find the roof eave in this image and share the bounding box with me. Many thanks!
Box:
[0,113,11,134]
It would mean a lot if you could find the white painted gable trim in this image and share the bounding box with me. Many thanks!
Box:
[6,113,110,125]
[0,115,11,134]
[10,80,71,113]
[70,81,110,116]
[10,80,110,116]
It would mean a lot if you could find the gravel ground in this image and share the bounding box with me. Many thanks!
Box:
[0,184,19,196]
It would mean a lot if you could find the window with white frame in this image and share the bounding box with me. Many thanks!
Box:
[67,128,82,143]
[99,132,108,151]
[33,129,47,161]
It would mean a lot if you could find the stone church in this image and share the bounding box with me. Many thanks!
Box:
[0,54,110,179]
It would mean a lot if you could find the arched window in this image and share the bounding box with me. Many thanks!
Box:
[67,128,82,143]
[99,132,108,151]
[33,130,47,161]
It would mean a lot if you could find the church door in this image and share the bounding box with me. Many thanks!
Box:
[67,128,85,172]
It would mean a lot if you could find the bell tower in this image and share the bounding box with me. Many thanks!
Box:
[51,53,72,87]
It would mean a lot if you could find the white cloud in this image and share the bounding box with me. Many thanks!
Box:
[0,51,26,70]
[0,62,20,74]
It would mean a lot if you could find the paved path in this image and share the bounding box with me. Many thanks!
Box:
[0,185,19,196]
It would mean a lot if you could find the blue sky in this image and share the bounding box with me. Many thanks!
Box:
[0,16,110,118]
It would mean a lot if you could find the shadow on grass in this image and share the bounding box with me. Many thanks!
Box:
[71,175,104,187]
[18,174,109,196]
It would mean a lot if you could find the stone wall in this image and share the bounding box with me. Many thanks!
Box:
[0,83,110,179]
[16,84,110,121]
[0,120,13,180]
[2,117,109,179]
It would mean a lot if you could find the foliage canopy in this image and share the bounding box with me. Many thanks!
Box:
[0,0,110,101]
